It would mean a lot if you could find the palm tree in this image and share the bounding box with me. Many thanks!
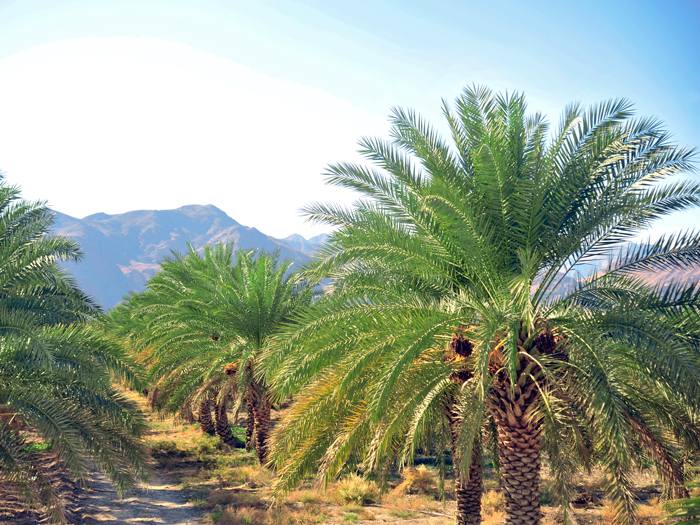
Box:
[110,244,313,464]
[198,248,313,465]
[107,244,246,448]
[267,86,700,525]
[0,175,150,522]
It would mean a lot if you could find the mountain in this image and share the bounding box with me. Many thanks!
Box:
[279,234,320,255]
[309,233,330,245]
[52,205,325,310]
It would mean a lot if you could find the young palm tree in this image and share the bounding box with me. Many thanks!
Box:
[0,175,150,522]
[110,244,313,464]
[267,86,700,525]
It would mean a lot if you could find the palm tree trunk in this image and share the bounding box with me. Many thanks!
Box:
[214,394,245,448]
[248,382,271,466]
[245,388,256,452]
[198,398,215,435]
[147,386,160,410]
[489,380,542,525]
[444,399,483,525]
[180,402,196,424]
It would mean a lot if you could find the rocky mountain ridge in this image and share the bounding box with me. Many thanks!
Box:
[52,205,325,310]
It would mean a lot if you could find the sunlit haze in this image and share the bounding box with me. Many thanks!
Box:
[0,0,698,239]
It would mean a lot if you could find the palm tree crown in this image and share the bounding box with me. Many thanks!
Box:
[267,86,700,525]
[109,244,314,464]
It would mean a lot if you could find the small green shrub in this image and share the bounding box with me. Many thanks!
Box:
[23,442,51,453]
[231,425,246,439]
[343,513,359,522]
[150,440,181,455]
[195,435,222,454]
[189,498,207,508]
[299,492,320,504]
[540,484,555,506]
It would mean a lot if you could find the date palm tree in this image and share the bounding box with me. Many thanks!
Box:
[109,244,251,448]
[267,86,700,525]
[107,245,246,448]
[0,175,150,522]
[110,244,313,464]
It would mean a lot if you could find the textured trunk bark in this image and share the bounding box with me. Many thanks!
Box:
[245,388,256,452]
[248,382,271,466]
[444,399,483,525]
[489,380,542,525]
[256,393,272,466]
[147,386,160,410]
[458,451,483,525]
[215,394,245,448]
[198,398,215,435]
[180,403,196,424]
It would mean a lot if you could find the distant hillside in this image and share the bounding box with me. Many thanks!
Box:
[52,207,698,311]
[52,205,324,310]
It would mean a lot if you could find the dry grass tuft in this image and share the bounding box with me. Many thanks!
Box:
[286,489,322,505]
[480,489,505,525]
[481,509,505,525]
[572,467,607,493]
[210,506,266,525]
[208,490,237,507]
[381,490,441,513]
[395,465,438,495]
[637,496,667,524]
[209,504,330,525]
[598,496,668,525]
[232,465,272,485]
[336,474,379,505]
[540,513,558,525]
[482,490,505,514]
[600,498,620,524]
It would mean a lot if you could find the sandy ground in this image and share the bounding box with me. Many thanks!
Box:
[78,472,203,525]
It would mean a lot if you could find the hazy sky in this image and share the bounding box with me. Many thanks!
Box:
[0,0,698,239]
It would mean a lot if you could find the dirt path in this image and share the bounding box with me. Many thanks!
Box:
[79,473,203,525]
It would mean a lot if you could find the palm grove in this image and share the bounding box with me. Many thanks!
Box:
[2,86,700,525]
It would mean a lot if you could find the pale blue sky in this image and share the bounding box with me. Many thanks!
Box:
[0,0,698,238]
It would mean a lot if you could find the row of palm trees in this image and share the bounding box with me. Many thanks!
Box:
[3,85,700,525]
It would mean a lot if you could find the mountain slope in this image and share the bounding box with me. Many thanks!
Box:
[52,205,322,310]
